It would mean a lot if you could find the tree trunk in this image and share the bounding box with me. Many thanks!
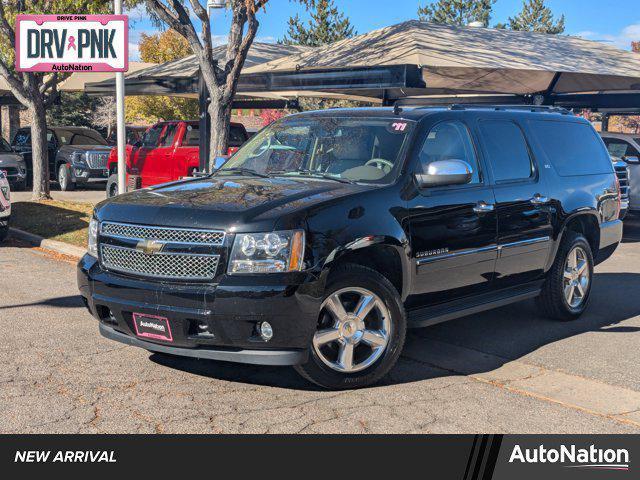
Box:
[30,99,51,201]
[8,105,20,142]
[207,96,233,171]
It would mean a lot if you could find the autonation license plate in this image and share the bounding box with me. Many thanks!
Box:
[132,313,173,342]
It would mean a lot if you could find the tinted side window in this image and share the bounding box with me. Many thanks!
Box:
[229,126,247,145]
[183,125,199,146]
[160,124,178,147]
[530,121,612,176]
[13,130,31,146]
[141,125,163,147]
[603,138,640,158]
[479,120,533,182]
[418,121,480,184]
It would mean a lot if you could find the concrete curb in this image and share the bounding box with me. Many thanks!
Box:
[9,227,85,260]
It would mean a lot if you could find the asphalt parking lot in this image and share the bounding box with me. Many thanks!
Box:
[2,218,640,433]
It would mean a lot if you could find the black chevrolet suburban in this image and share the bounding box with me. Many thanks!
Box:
[78,106,623,389]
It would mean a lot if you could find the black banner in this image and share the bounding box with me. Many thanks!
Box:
[1,435,638,478]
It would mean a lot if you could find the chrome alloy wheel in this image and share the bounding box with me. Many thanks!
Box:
[58,165,67,190]
[563,246,590,308]
[313,287,391,373]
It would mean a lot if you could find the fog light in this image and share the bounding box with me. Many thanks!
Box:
[259,322,273,342]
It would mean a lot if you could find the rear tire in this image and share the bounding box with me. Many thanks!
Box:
[0,225,8,242]
[295,263,406,390]
[536,231,594,321]
[106,174,118,198]
[57,164,75,191]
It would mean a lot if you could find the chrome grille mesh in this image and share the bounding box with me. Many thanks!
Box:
[101,244,219,280]
[615,164,630,202]
[101,222,225,245]
[86,152,110,169]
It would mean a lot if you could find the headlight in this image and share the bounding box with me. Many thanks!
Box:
[71,152,87,167]
[88,217,99,257]
[1,186,9,202]
[228,230,305,274]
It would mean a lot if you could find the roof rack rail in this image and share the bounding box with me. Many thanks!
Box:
[447,104,572,114]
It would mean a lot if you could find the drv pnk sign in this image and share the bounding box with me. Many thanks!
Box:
[15,15,128,72]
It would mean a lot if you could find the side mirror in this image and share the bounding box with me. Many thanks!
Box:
[415,159,473,188]
[213,156,228,171]
[624,156,640,164]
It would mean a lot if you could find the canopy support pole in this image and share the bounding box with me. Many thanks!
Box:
[114,0,126,195]
[198,76,210,174]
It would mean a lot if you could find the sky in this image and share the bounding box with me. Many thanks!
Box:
[125,0,640,61]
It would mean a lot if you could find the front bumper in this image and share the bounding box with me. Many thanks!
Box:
[71,165,109,184]
[78,255,322,366]
[99,323,307,366]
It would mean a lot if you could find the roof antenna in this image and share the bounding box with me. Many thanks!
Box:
[393,101,403,116]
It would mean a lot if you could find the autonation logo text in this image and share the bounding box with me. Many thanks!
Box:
[509,444,630,471]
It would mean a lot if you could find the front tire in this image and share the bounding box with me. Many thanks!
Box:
[57,164,75,191]
[537,231,594,321]
[106,174,119,198]
[295,263,406,390]
[0,225,8,242]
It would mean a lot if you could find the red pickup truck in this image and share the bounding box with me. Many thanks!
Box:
[106,120,249,197]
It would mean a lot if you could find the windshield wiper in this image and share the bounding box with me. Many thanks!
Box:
[215,167,270,179]
[273,170,356,184]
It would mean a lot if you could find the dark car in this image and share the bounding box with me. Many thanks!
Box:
[0,170,10,241]
[12,126,112,191]
[0,137,27,191]
[78,106,623,390]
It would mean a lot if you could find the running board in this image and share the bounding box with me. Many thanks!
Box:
[407,284,542,329]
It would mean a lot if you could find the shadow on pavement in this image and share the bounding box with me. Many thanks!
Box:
[146,270,640,390]
[0,294,84,311]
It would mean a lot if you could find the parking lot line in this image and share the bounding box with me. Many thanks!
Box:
[403,336,640,428]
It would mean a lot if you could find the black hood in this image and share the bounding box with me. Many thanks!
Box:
[96,175,372,231]
[60,145,111,152]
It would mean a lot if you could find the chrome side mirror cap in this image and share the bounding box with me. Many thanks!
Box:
[415,159,473,188]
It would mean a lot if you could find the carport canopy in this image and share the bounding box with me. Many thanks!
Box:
[84,43,312,98]
[238,20,640,104]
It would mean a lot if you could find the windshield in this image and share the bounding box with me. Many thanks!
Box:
[55,129,108,146]
[0,138,11,153]
[218,116,415,184]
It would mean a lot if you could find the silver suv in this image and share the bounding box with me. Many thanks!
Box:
[0,171,10,241]
[600,132,640,216]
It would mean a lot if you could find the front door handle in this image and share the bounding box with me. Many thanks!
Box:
[473,201,495,213]
[530,194,549,205]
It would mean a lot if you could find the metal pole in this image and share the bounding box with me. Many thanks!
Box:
[115,0,126,194]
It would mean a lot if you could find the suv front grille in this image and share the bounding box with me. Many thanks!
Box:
[101,222,225,245]
[99,222,225,281]
[100,244,220,281]
[614,163,630,201]
[86,152,110,170]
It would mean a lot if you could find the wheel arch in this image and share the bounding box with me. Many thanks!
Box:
[321,236,410,300]
[548,212,600,270]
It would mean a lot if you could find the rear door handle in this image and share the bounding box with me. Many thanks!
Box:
[530,194,549,205]
[473,201,495,213]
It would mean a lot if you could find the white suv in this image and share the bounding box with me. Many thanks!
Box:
[0,171,10,241]
[600,132,640,215]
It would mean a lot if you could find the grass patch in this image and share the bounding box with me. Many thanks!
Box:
[10,200,93,248]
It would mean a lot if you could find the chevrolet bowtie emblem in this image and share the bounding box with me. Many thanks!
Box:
[135,239,165,255]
